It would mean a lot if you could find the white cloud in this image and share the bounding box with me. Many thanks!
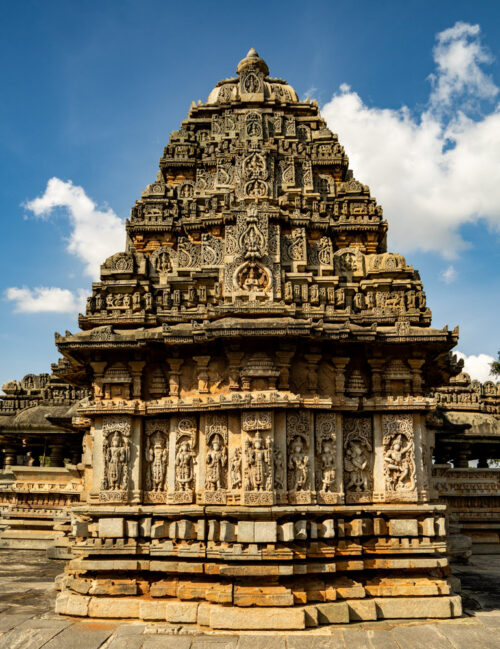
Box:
[25,177,124,280]
[4,286,86,314]
[430,22,498,110]
[321,21,500,258]
[440,265,457,283]
[455,350,497,383]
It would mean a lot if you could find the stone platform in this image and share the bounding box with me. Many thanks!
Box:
[0,550,500,648]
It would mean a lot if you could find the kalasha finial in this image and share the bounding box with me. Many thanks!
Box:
[237,48,269,76]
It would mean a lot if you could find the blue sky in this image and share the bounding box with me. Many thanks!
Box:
[1,0,499,387]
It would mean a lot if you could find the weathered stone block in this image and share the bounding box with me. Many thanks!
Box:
[89,579,137,596]
[151,522,169,539]
[56,592,90,616]
[278,522,294,542]
[126,520,139,537]
[348,599,377,621]
[255,521,277,543]
[210,605,305,630]
[139,518,152,537]
[304,605,319,627]
[197,601,211,626]
[178,520,195,539]
[238,521,254,543]
[88,596,140,618]
[422,517,436,536]
[388,519,419,537]
[150,579,178,597]
[220,520,236,542]
[374,595,459,619]
[140,600,166,620]
[294,520,308,540]
[165,601,198,623]
[72,521,89,537]
[319,519,335,538]
[374,517,387,535]
[234,585,294,607]
[316,602,349,624]
[196,519,206,541]
[99,518,124,538]
[208,519,219,541]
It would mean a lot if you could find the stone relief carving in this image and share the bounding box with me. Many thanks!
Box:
[173,417,197,503]
[242,410,273,505]
[203,414,228,503]
[144,420,169,502]
[315,413,336,502]
[382,414,416,492]
[100,418,131,502]
[343,416,373,501]
[286,411,311,502]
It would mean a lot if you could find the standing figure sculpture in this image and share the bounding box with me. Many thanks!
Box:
[206,435,227,491]
[246,432,271,491]
[175,441,196,491]
[102,431,128,491]
[146,433,168,492]
[320,441,336,492]
[288,438,309,491]
[344,440,370,492]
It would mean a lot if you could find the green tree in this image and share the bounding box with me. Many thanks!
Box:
[491,350,500,377]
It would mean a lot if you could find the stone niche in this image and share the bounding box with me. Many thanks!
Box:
[53,48,462,629]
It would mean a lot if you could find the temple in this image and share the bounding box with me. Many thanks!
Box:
[0,371,87,555]
[24,49,476,628]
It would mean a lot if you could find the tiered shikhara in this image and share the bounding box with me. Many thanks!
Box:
[54,50,462,628]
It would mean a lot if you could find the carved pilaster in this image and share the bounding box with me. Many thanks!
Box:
[193,355,211,394]
[167,358,183,397]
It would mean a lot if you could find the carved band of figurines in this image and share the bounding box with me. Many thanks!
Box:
[99,412,420,506]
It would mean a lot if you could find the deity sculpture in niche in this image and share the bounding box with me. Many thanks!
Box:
[286,411,311,502]
[343,416,373,501]
[100,418,131,501]
[245,432,272,492]
[144,422,169,500]
[242,410,273,505]
[173,417,197,503]
[206,435,227,491]
[315,413,336,501]
[383,414,416,493]
[230,448,242,490]
[203,414,228,503]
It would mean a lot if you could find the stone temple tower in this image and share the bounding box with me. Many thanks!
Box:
[54,49,462,629]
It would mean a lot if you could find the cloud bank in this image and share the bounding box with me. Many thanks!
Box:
[24,177,124,280]
[455,350,497,383]
[321,21,500,259]
[5,286,87,314]
[6,178,125,313]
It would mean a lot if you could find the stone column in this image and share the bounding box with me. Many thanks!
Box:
[3,445,18,467]
[49,440,65,467]
[368,358,384,396]
[193,355,211,394]
[128,361,146,399]
[332,357,349,395]
[407,359,425,395]
[226,347,244,390]
[454,444,471,468]
[304,353,322,393]
[90,361,107,401]
[167,359,183,397]
[275,347,295,390]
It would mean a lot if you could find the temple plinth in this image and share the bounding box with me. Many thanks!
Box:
[53,49,462,629]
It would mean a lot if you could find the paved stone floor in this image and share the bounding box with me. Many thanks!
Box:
[0,551,499,648]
